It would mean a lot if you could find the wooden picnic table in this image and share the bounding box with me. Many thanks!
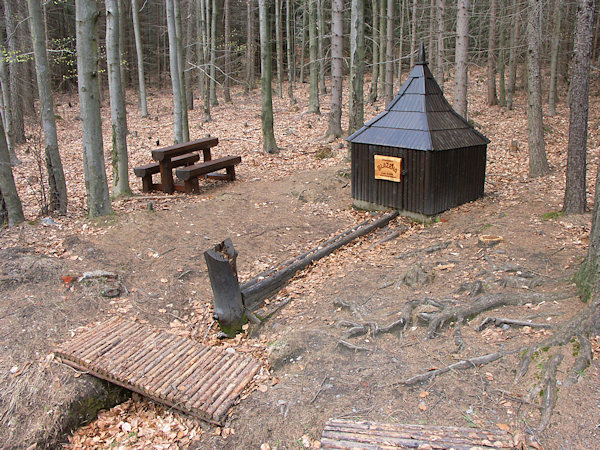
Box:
[150,137,218,193]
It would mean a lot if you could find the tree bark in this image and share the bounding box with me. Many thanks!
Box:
[245,0,256,92]
[198,0,211,121]
[307,0,321,113]
[210,0,218,106]
[435,0,445,92]
[3,0,25,147]
[563,0,595,215]
[224,0,232,102]
[349,0,365,135]
[174,0,189,141]
[286,0,296,104]
[131,0,148,117]
[275,0,283,97]
[498,25,506,107]
[258,0,278,153]
[526,0,550,178]
[454,0,469,118]
[76,0,112,217]
[487,0,498,106]
[166,0,183,143]
[368,0,379,103]
[506,0,519,110]
[27,0,68,214]
[0,114,23,225]
[0,53,14,162]
[384,0,394,104]
[409,0,417,67]
[548,0,562,116]
[378,0,386,99]
[106,0,131,198]
[325,0,343,139]
[317,0,326,94]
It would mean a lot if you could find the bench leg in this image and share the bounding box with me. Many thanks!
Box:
[226,165,236,181]
[184,177,200,194]
[141,175,153,193]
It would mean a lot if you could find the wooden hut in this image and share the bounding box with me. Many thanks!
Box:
[347,45,490,218]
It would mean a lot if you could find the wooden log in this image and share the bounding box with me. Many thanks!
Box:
[241,211,399,310]
[204,238,245,336]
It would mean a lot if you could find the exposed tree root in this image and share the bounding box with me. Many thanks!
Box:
[475,316,554,331]
[536,353,563,435]
[400,347,525,386]
[564,334,593,387]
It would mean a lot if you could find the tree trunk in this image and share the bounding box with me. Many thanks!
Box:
[210,0,218,106]
[548,0,562,116]
[166,0,184,143]
[286,0,296,104]
[300,4,308,85]
[106,0,131,198]
[245,0,256,92]
[378,0,386,100]
[3,0,25,147]
[307,0,320,114]
[184,0,194,110]
[27,0,68,213]
[384,0,394,104]
[131,0,148,117]
[563,0,595,215]
[506,0,519,110]
[454,0,469,118]
[0,115,23,226]
[526,0,550,178]
[174,0,189,141]
[325,0,343,138]
[258,0,278,153]
[498,26,506,107]
[224,0,232,102]
[199,0,211,121]
[398,0,406,81]
[487,0,498,106]
[435,0,445,91]
[317,0,326,94]
[275,0,283,97]
[409,0,417,67]
[368,0,379,103]
[0,54,14,162]
[428,0,435,72]
[349,0,365,134]
[76,0,113,217]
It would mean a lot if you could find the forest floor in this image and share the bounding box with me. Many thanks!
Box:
[1,69,600,449]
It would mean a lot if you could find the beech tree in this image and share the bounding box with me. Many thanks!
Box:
[0,116,23,226]
[166,0,184,143]
[27,0,68,214]
[487,0,498,106]
[131,0,149,117]
[106,0,131,197]
[325,0,343,139]
[348,0,365,134]
[454,0,470,118]
[307,0,320,114]
[76,0,112,217]
[258,0,278,153]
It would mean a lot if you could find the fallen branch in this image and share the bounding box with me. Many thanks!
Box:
[400,348,525,386]
[395,240,452,259]
[337,340,370,352]
[475,316,554,331]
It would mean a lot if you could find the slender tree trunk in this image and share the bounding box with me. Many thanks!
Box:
[506,0,519,110]
[118,0,127,95]
[409,0,418,67]
[286,0,296,104]
[487,0,498,106]
[435,0,445,91]
[131,0,148,117]
[564,0,595,214]
[174,0,189,141]
[0,116,23,225]
[196,0,210,121]
[369,0,379,103]
[245,0,256,92]
[307,0,321,113]
[317,0,326,94]
[224,0,232,102]
[27,0,68,213]
[398,0,406,81]
[326,0,343,138]
[0,54,14,162]
[184,0,194,110]
[275,0,283,97]
[498,26,506,107]
[526,0,550,178]
[378,0,387,97]
[349,0,365,134]
[3,0,25,147]
[258,0,278,153]
[300,4,307,84]
[384,0,394,104]
[76,0,112,217]
[106,0,131,198]
[210,0,218,106]
[166,0,183,143]
[548,0,562,116]
[428,0,435,70]
[454,0,469,118]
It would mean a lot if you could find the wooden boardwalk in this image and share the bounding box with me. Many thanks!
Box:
[55,317,260,425]
[321,419,514,449]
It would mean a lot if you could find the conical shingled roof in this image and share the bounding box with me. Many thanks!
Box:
[347,45,490,151]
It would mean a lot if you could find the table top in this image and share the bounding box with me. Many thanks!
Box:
[151,137,219,161]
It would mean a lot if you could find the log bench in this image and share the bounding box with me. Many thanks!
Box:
[176,155,242,194]
[133,153,200,193]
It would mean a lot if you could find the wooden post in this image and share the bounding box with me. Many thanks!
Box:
[204,239,245,336]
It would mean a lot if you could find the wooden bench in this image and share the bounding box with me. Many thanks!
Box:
[133,137,219,193]
[133,153,200,193]
[176,156,242,194]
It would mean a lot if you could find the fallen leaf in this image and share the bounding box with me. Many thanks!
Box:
[496,423,510,432]
[257,384,268,393]
[418,401,427,411]
[419,391,430,398]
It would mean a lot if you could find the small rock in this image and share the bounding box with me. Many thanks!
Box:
[41,217,57,227]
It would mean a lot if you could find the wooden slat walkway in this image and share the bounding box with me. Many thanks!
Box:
[55,317,260,425]
[321,419,514,449]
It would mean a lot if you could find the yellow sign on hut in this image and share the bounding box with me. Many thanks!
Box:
[374,155,402,182]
